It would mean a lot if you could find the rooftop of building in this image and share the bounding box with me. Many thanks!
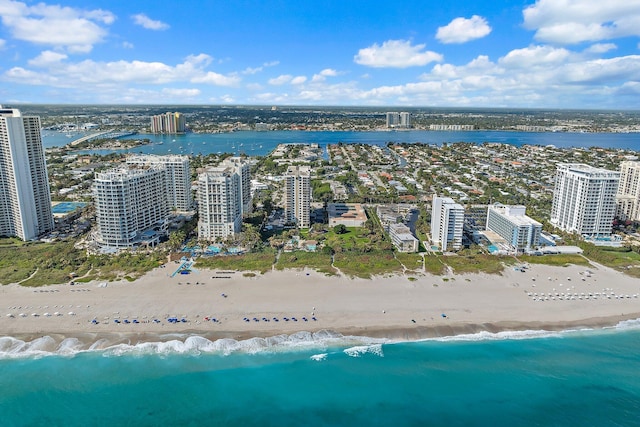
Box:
[327,203,367,221]
[557,163,620,177]
[489,204,542,226]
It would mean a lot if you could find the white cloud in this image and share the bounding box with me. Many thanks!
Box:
[584,43,617,54]
[242,60,279,75]
[131,13,169,31]
[354,39,442,68]
[0,0,115,53]
[122,41,134,49]
[499,45,571,68]
[311,68,340,82]
[0,39,5,49]
[318,68,337,77]
[4,53,241,87]
[291,76,307,85]
[161,88,200,98]
[436,15,492,44]
[28,50,67,67]
[191,71,240,86]
[523,0,640,44]
[268,74,293,85]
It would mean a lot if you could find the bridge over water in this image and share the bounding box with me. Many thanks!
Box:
[69,131,137,146]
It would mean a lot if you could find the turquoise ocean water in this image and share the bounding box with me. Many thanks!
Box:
[32,130,640,425]
[2,324,640,426]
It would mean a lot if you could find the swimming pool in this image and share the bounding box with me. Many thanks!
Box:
[51,202,88,214]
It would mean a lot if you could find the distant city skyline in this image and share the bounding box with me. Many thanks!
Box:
[1,0,639,109]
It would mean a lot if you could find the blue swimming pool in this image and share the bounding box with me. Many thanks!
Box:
[51,202,88,214]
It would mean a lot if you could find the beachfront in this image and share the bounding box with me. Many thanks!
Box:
[1,262,640,347]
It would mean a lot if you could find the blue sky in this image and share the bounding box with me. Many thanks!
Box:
[1,0,639,108]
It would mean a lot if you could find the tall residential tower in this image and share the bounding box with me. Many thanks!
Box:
[0,107,54,240]
[550,163,620,237]
[150,112,186,134]
[431,196,464,251]
[615,161,640,222]
[197,166,243,241]
[93,165,169,248]
[284,165,311,229]
[126,154,193,211]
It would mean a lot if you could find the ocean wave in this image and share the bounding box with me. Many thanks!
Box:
[429,329,564,342]
[0,330,383,359]
[310,353,328,361]
[613,318,640,330]
[344,344,384,358]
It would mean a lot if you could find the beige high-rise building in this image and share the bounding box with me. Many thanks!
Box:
[197,166,243,241]
[0,107,54,240]
[221,156,252,215]
[616,161,640,221]
[126,154,193,211]
[284,165,311,228]
[150,112,186,134]
[93,165,169,248]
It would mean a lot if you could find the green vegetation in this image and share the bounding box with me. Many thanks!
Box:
[442,252,513,275]
[519,254,590,267]
[395,252,424,274]
[333,250,402,279]
[276,251,335,275]
[195,248,276,274]
[578,243,640,277]
[0,239,165,286]
[423,254,447,275]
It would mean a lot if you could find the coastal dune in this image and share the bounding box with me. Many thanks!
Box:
[1,262,640,349]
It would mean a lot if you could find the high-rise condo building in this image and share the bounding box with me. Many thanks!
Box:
[550,163,620,237]
[486,204,541,253]
[197,166,243,241]
[150,112,186,134]
[93,165,169,248]
[284,165,311,228]
[431,196,464,251]
[386,112,400,128]
[0,107,54,240]
[126,154,193,211]
[399,112,411,128]
[615,161,640,222]
[386,112,410,128]
[221,156,252,215]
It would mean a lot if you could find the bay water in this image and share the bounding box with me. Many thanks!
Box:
[43,130,640,156]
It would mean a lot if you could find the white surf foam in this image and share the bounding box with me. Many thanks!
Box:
[613,318,640,330]
[310,353,328,361]
[343,344,384,358]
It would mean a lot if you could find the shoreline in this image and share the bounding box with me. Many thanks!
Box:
[5,314,640,348]
[2,262,640,353]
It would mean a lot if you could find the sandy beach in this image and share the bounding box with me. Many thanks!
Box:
[2,260,640,348]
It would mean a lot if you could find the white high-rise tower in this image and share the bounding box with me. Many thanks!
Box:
[0,107,54,240]
[551,163,619,237]
[431,196,464,251]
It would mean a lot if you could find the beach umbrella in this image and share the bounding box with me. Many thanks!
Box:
[19,313,26,317]
[31,313,38,317]
[68,311,75,316]
[54,312,61,316]
[6,313,14,318]
[44,313,50,317]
